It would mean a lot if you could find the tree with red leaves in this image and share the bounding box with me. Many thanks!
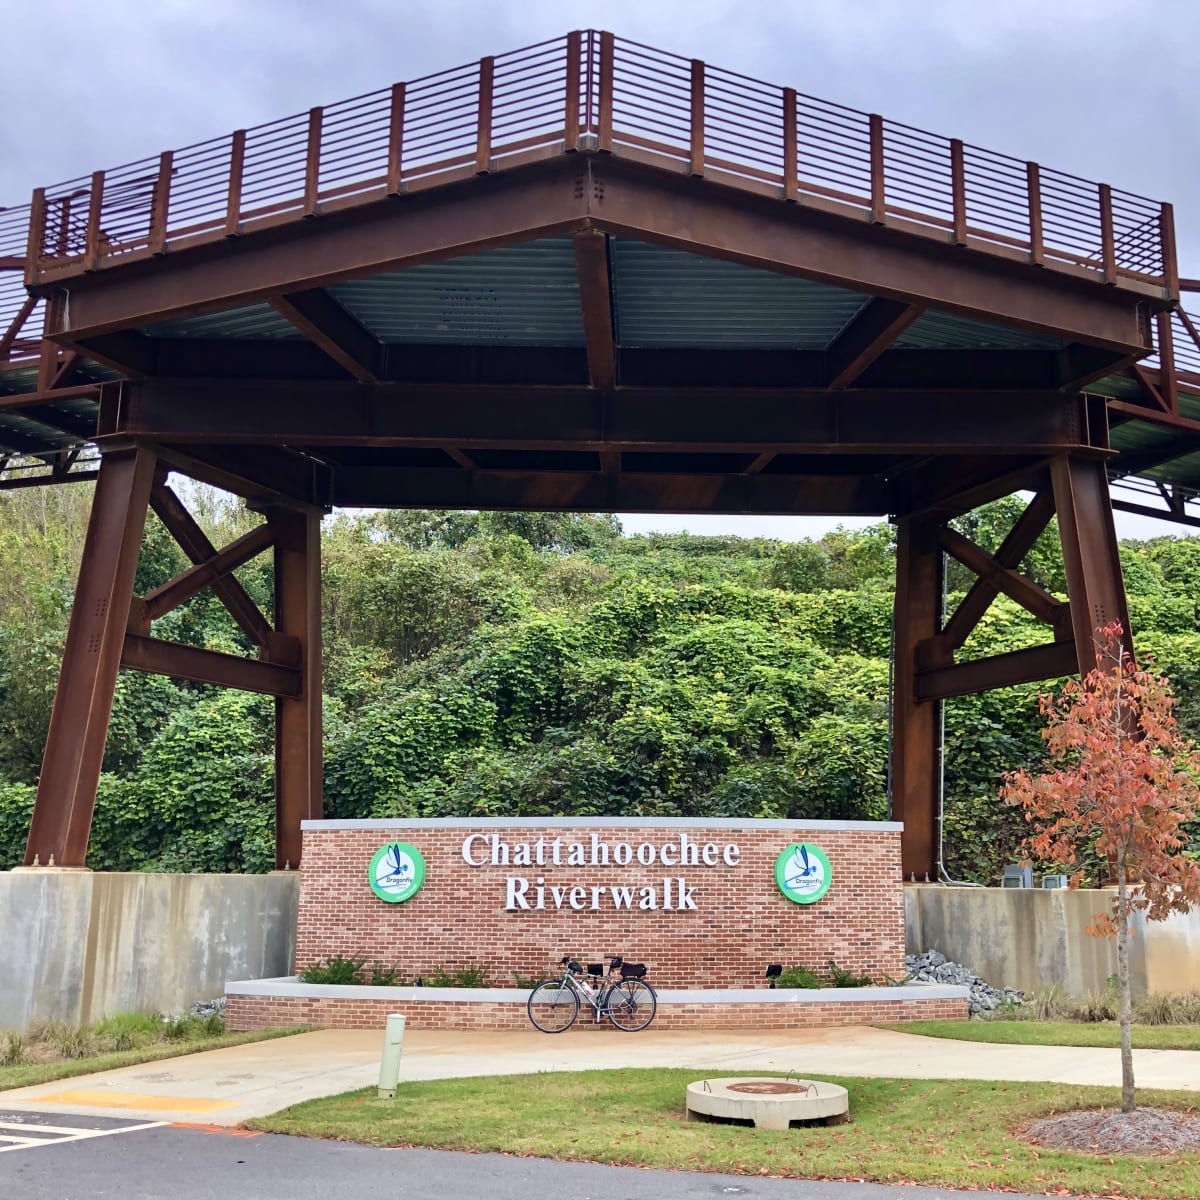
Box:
[1002,622,1200,1113]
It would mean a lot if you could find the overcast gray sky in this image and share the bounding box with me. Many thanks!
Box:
[4,0,1197,541]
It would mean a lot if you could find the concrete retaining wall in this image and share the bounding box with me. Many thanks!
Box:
[0,870,299,1031]
[6,871,1198,1034]
[905,884,1200,996]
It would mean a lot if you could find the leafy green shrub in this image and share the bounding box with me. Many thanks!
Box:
[164,1016,201,1041]
[513,972,548,989]
[774,966,823,989]
[826,960,874,988]
[421,965,491,988]
[199,1013,225,1036]
[299,956,366,985]
[367,963,404,987]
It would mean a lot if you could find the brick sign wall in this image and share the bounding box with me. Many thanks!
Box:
[297,819,904,989]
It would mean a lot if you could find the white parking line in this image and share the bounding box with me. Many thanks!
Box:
[0,1120,167,1153]
[0,1119,101,1135]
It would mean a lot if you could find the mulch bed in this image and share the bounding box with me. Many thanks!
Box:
[1021,1108,1200,1156]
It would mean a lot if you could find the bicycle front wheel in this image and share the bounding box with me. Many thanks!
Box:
[606,979,656,1031]
[527,981,579,1033]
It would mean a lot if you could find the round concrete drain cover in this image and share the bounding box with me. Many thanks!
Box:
[686,1077,849,1130]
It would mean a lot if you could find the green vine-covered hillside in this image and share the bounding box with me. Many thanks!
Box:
[1,489,1197,883]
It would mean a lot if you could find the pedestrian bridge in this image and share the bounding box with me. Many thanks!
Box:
[1,30,1197,879]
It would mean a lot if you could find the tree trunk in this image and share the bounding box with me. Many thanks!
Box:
[1117,846,1136,1112]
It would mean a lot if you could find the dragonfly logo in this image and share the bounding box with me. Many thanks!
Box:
[368,842,426,903]
[774,843,832,904]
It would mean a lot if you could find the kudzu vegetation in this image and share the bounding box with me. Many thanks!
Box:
[1,486,1198,883]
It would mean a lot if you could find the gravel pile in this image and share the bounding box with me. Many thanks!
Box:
[189,996,227,1019]
[905,950,1023,1016]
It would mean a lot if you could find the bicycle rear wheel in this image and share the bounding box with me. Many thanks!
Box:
[527,981,579,1032]
[606,979,656,1031]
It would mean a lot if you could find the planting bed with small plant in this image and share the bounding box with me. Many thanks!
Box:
[298,957,494,988]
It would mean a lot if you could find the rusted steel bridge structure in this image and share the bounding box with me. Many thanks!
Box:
[3,31,1200,879]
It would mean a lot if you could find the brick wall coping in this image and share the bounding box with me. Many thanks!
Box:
[302,817,903,833]
[225,977,966,1004]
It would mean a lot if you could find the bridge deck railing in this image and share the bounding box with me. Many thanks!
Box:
[15,31,1175,297]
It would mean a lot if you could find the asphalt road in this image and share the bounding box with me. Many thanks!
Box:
[0,1118,1052,1200]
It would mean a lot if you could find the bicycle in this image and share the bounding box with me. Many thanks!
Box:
[527,954,657,1033]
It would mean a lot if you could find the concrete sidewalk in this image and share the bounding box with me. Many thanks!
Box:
[0,1025,1196,1127]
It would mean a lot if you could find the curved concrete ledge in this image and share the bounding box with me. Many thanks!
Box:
[226,977,967,1005]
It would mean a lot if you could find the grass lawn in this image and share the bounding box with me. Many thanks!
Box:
[0,1027,307,1092]
[882,1020,1200,1051]
[251,1069,1200,1198]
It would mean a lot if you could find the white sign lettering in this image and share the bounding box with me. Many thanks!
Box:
[464,833,733,913]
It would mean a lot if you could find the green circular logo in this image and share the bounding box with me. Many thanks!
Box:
[775,843,832,904]
[369,842,426,903]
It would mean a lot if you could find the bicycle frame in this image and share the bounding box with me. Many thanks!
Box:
[554,966,623,1022]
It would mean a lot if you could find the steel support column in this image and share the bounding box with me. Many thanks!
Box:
[24,446,157,867]
[891,517,943,880]
[1051,454,1133,672]
[270,508,322,869]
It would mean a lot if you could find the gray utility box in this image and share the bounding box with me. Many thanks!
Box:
[1001,864,1034,889]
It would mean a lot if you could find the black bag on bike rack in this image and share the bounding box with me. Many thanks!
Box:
[620,962,647,980]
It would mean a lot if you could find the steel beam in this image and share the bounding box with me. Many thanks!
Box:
[573,231,616,388]
[110,379,1095,454]
[585,162,1153,352]
[331,465,891,514]
[891,517,942,881]
[49,158,1152,355]
[827,298,921,389]
[915,640,1079,702]
[149,445,332,511]
[1051,454,1133,673]
[268,289,382,383]
[271,509,322,870]
[1111,497,1200,530]
[935,490,1057,654]
[24,446,156,867]
[938,526,1065,627]
[62,338,1117,392]
[141,521,277,621]
[48,163,590,338]
[121,633,301,696]
[150,481,273,647]
[900,457,1054,519]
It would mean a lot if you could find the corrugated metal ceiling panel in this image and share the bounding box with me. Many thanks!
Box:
[610,239,868,349]
[895,311,1062,350]
[329,238,585,346]
[1087,374,1144,401]
[0,412,77,452]
[141,302,302,340]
